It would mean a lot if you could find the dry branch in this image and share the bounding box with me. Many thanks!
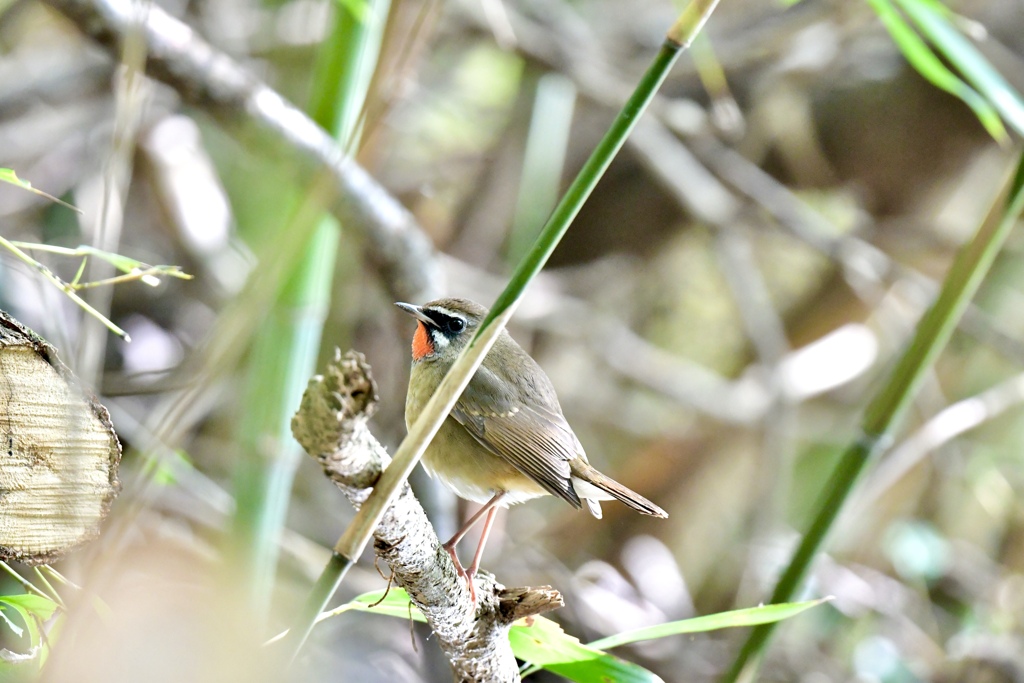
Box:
[0,311,121,564]
[39,0,443,302]
[291,349,562,682]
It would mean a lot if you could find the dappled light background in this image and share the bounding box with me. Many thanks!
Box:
[3,0,1024,680]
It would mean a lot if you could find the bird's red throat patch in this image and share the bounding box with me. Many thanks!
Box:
[412,321,434,360]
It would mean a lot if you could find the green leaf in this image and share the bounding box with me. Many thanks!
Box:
[893,0,1024,138]
[866,0,1007,142]
[340,592,826,681]
[0,592,63,675]
[340,590,657,681]
[0,594,59,651]
[588,598,832,651]
[342,588,427,622]
[0,607,23,638]
[343,589,658,681]
[512,616,660,683]
[0,646,42,676]
[0,168,81,212]
[0,594,59,623]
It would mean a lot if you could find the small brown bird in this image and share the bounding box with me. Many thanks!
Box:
[397,298,667,600]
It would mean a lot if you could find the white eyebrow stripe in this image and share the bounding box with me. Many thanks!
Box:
[427,307,467,321]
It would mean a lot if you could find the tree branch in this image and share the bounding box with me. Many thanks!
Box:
[39,0,443,302]
[290,349,561,682]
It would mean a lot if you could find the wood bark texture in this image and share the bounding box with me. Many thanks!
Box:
[0,311,121,564]
[291,349,562,683]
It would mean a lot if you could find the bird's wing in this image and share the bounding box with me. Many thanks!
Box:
[452,366,581,508]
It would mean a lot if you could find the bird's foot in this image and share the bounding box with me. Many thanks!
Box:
[444,544,478,605]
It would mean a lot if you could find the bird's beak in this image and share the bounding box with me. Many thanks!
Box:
[395,302,437,327]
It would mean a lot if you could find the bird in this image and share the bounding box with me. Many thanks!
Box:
[397,297,667,602]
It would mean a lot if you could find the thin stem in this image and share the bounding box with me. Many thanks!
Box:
[284,552,352,663]
[39,565,78,589]
[667,0,723,47]
[482,39,682,328]
[721,153,1024,682]
[7,241,191,287]
[0,236,130,339]
[72,267,172,289]
[0,562,48,599]
[32,567,64,608]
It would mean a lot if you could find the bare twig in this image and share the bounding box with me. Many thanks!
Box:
[289,349,562,682]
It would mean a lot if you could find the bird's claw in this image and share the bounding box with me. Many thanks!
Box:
[444,545,478,606]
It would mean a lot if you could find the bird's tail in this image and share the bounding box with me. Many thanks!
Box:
[570,462,668,519]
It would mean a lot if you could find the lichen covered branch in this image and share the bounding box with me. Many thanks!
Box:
[291,349,561,682]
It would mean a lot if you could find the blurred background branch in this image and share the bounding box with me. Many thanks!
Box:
[39,0,442,303]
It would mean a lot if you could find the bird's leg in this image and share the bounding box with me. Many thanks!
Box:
[443,491,507,603]
[467,505,499,579]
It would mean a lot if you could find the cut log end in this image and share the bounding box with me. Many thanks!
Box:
[0,312,121,565]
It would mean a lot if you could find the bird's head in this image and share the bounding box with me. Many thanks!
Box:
[395,298,487,363]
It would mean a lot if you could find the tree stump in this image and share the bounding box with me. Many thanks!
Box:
[0,311,121,564]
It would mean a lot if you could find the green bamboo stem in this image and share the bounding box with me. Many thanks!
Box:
[506,73,576,266]
[229,0,387,616]
[721,154,1024,682]
[480,40,682,328]
[230,226,338,610]
[285,0,724,662]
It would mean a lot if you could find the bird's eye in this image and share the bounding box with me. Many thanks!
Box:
[447,318,465,334]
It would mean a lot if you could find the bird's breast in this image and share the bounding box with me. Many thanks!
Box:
[406,363,547,505]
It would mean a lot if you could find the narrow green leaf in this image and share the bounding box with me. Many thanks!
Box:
[589,598,831,651]
[0,168,29,189]
[512,617,660,683]
[343,588,427,622]
[0,168,81,212]
[86,247,144,274]
[866,0,1007,142]
[893,0,1024,138]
